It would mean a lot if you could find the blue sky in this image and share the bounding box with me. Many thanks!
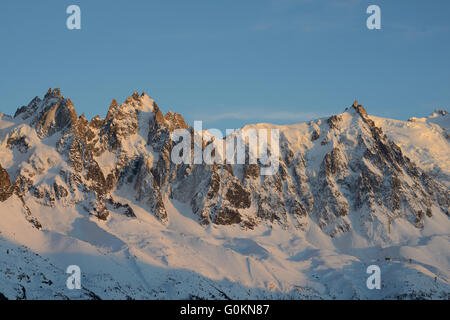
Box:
[0,0,449,130]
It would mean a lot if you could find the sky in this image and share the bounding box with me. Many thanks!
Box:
[0,0,449,131]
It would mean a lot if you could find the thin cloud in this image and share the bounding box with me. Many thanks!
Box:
[390,23,450,39]
[195,110,328,123]
[330,0,361,9]
[251,24,272,32]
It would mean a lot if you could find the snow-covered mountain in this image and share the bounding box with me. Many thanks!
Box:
[0,89,448,300]
[371,110,450,187]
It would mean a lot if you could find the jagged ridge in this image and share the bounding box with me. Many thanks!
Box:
[0,91,448,241]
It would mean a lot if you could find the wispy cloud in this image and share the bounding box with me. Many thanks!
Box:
[251,24,272,32]
[252,0,363,34]
[390,23,450,39]
[330,0,361,9]
[194,110,328,123]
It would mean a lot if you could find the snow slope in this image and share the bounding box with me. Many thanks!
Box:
[371,110,450,187]
[1,191,448,300]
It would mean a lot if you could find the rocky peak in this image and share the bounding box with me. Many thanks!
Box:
[89,115,105,129]
[106,92,155,119]
[14,88,77,138]
[131,91,141,101]
[123,91,145,107]
[106,99,120,120]
[151,102,188,131]
[164,111,188,131]
[13,96,41,118]
[79,113,87,122]
[44,88,62,99]
[350,101,368,118]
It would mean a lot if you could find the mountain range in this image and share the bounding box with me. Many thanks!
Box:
[0,88,448,299]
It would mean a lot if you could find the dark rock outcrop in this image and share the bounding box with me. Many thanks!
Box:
[0,164,13,202]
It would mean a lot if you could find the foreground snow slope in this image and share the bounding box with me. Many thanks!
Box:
[1,193,448,300]
[0,91,448,299]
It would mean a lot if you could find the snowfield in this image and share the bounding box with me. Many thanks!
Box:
[371,110,450,187]
[1,193,448,300]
